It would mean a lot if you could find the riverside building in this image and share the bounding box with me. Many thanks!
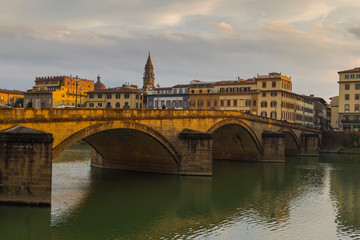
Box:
[25,75,94,108]
[337,67,360,132]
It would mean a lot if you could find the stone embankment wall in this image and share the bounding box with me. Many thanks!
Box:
[321,131,353,153]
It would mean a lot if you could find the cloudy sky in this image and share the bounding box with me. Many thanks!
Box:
[1,0,360,101]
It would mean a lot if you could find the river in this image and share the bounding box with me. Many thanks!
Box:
[1,144,360,240]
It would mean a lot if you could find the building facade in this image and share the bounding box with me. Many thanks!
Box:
[337,67,360,131]
[86,85,143,109]
[26,75,94,108]
[0,89,24,107]
[186,73,316,127]
[330,96,339,130]
[147,84,189,109]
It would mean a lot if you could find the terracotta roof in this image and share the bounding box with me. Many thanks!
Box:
[0,89,25,95]
[338,68,360,74]
[214,80,256,86]
[172,84,190,88]
[88,87,142,94]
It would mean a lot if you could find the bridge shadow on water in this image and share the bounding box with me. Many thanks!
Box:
[3,143,360,239]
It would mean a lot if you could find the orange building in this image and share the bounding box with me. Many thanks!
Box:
[0,89,25,106]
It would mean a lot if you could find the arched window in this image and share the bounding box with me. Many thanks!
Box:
[115,102,120,108]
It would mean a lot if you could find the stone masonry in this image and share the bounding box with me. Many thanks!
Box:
[0,126,53,205]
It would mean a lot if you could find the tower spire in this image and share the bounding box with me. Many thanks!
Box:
[143,52,155,91]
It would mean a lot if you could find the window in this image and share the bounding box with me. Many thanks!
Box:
[199,90,203,94]
[272,81,276,87]
[345,84,350,90]
[98,94,103,98]
[198,100,203,108]
[356,104,360,112]
[89,103,94,107]
[89,94,94,99]
[97,103,102,107]
[214,100,217,107]
[271,92,277,97]
[220,100,224,107]
[345,94,350,100]
[220,88,225,93]
[207,100,211,107]
[124,93,129,99]
[253,100,256,106]
[106,102,111,108]
[107,94,112,99]
[345,75,349,79]
[261,101,267,107]
[356,94,359,100]
[262,82,266,88]
[136,95,139,99]
[245,99,251,107]
[227,100,231,106]
[261,112,267,117]
[270,101,277,107]
[262,92,266,97]
[191,90,195,94]
[270,112,277,119]
[356,84,360,90]
[351,74,355,79]
[233,99,237,106]
[115,102,120,108]
[179,88,183,94]
[124,102,129,108]
[173,89,177,94]
[116,93,121,99]
[136,103,139,109]
[357,74,360,79]
[345,104,350,112]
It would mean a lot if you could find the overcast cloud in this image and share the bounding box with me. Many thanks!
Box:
[1,0,360,101]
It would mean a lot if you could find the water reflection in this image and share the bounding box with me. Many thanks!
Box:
[2,144,360,240]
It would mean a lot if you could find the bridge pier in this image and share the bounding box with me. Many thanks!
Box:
[261,131,285,162]
[0,126,53,205]
[301,133,320,156]
[177,129,212,176]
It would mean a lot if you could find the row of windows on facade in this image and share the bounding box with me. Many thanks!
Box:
[190,99,253,108]
[88,102,142,109]
[342,114,360,121]
[344,94,360,100]
[150,100,189,108]
[151,89,189,95]
[344,83,360,90]
[344,74,360,79]
[259,111,312,121]
[89,93,141,100]
[344,104,360,112]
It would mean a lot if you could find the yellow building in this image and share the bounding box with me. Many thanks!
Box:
[25,75,94,108]
[86,85,143,109]
[0,89,24,106]
[188,72,315,126]
[337,67,360,131]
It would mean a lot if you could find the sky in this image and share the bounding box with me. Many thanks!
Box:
[1,0,360,102]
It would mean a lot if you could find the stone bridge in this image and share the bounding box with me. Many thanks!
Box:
[0,109,320,205]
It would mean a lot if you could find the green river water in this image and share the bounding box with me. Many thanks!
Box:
[1,144,360,240]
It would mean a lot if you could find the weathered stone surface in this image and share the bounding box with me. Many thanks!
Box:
[261,131,285,162]
[301,133,320,156]
[0,126,53,205]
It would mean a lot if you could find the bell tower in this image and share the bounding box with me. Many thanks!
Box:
[142,52,155,91]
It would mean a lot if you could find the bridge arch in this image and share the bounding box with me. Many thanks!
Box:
[53,121,181,174]
[279,128,301,155]
[207,119,262,161]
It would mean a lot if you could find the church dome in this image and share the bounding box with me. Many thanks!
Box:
[94,73,106,90]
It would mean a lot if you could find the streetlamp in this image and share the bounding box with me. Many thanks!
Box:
[79,88,83,107]
[75,75,79,108]
[156,83,160,109]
